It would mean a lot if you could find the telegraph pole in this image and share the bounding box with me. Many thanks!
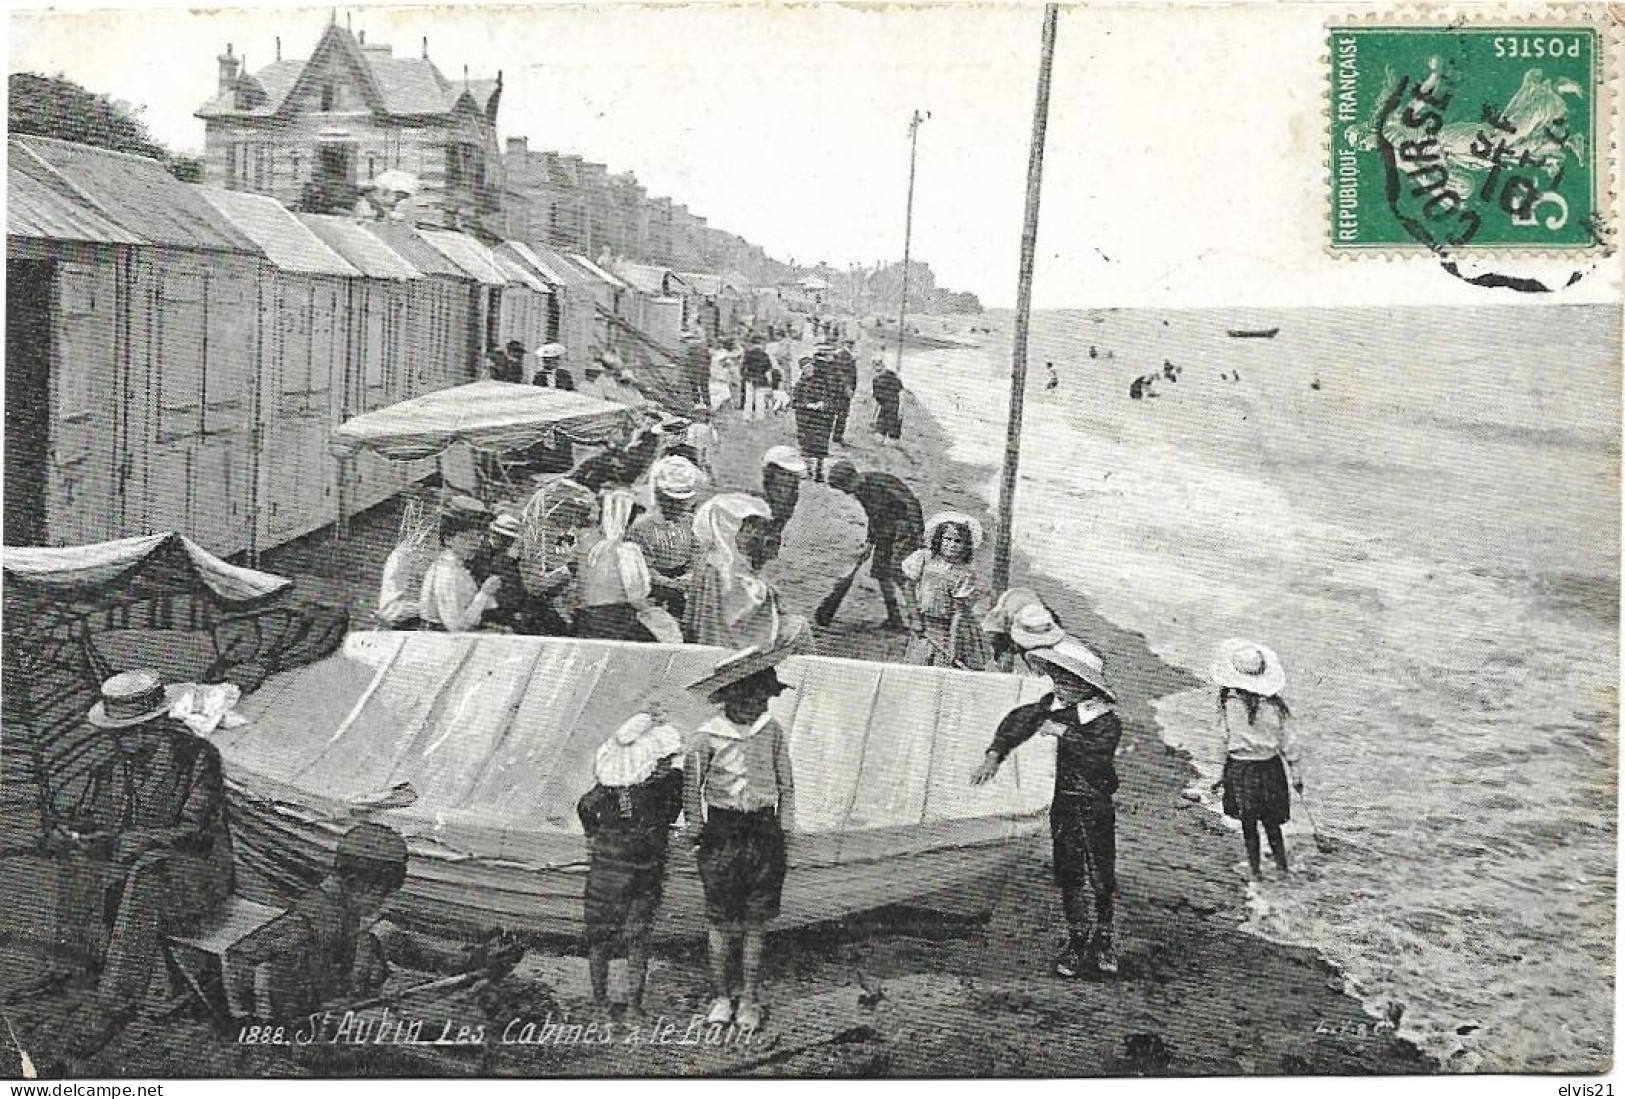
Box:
[991,4,1059,594]
[896,109,929,375]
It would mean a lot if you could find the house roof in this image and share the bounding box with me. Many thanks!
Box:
[195,187,358,275]
[8,152,144,245]
[298,213,422,279]
[11,136,259,254]
[417,228,508,285]
[570,254,630,291]
[359,221,469,279]
[491,249,549,293]
[521,245,603,291]
[196,25,500,119]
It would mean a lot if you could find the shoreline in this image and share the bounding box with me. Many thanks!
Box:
[687,337,1439,1075]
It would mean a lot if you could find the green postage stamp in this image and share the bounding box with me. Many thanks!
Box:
[1329,18,1613,252]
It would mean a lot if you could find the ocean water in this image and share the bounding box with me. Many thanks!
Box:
[899,305,1619,1073]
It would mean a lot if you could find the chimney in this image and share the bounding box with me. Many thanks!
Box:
[358,28,364,44]
[422,36,428,59]
[275,36,281,61]
[217,43,239,95]
[506,136,529,157]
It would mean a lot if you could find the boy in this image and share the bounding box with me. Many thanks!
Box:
[684,644,799,1031]
[971,637,1123,977]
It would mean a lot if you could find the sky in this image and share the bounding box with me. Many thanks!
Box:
[9,1,1623,308]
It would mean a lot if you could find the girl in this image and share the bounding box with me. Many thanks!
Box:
[900,512,991,670]
[684,644,799,1031]
[577,714,686,1018]
[1210,638,1302,879]
[418,499,503,632]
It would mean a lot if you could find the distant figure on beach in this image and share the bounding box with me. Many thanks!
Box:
[900,512,990,670]
[973,638,1122,977]
[826,460,925,633]
[681,330,712,410]
[1210,638,1302,880]
[741,335,774,422]
[871,361,904,445]
[1089,345,1099,360]
[1129,375,1159,400]
[829,340,860,445]
[684,644,800,1033]
[1045,362,1060,391]
[1310,378,1322,391]
[578,715,685,1017]
[792,354,836,482]
[1161,359,1180,383]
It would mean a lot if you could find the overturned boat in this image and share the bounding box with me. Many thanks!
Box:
[218,632,1055,938]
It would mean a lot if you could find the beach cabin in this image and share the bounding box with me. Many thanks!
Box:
[360,221,481,394]
[490,247,553,356]
[417,228,534,359]
[616,261,693,348]
[7,137,267,558]
[298,214,441,518]
[505,243,604,379]
[193,189,361,554]
[678,271,747,340]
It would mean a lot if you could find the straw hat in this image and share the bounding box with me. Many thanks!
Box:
[762,445,808,475]
[687,642,798,702]
[1009,601,1066,650]
[1028,638,1117,702]
[88,670,193,730]
[446,495,490,519]
[925,511,985,550]
[594,713,685,788]
[489,513,524,540]
[539,343,568,360]
[1209,638,1286,697]
[651,455,705,500]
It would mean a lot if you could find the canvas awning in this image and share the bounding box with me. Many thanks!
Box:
[4,531,292,606]
[330,380,636,461]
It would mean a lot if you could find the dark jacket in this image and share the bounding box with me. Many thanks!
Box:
[851,471,924,547]
[741,346,773,386]
[988,697,1122,799]
[577,768,685,864]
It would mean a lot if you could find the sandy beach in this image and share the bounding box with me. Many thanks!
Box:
[0,327,1443,1079]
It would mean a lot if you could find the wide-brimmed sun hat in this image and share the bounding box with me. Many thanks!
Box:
[1028,638,1117,702]
[651,455,706,500]
[1009,601,1066,650]
[762,445,808,475]
[594,713,685,788]
[1210,637,1286,697]
[925,511,985,551]
[88,670,194,730]
[538,343,568,360]
[687,642,798,702]
[489,513,524,540]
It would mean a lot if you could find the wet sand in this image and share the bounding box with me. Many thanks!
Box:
[0,338,1436,1078]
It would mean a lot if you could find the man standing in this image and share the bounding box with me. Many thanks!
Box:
[825,459,924,631]
[55,671,236,1052]
[829,340,859,445]
[681,330,713,412]
[740,335,773,422]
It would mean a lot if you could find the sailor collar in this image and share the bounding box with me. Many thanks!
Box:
[1043,697,1113,728]
[702,711,775,742]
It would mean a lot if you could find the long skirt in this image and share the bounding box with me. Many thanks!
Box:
[795,410,835,459]
[575,603,657,643]
[875,400,903,439]
[1221,756,1291,825]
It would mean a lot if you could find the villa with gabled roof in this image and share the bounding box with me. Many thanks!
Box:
[195,19,503,234]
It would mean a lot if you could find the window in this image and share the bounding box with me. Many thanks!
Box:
[321,82,335,111]
[225,144,239,191]
[367,153,377,180]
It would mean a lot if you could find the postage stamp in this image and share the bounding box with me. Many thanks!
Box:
[1328,18,1612,253]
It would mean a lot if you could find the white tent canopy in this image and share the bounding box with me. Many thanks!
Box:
[4,531,291,603]
[329,381,637,461]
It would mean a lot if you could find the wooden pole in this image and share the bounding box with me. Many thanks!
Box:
[991,4,1059,595]
[896,109,928,375]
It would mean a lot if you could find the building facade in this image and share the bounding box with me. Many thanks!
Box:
[195,22,504,235]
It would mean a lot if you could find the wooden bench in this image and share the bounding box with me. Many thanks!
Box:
[164,896,285,1024]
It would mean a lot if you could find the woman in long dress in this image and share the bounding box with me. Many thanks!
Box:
[686,492,812,651]
[900,511,991,670]
[574,488,659,642]
[791,358,835,482]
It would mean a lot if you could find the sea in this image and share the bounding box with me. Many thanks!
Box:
[898,305,1619,1073]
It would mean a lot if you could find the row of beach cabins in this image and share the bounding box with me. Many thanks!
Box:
[7,135,780,563]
